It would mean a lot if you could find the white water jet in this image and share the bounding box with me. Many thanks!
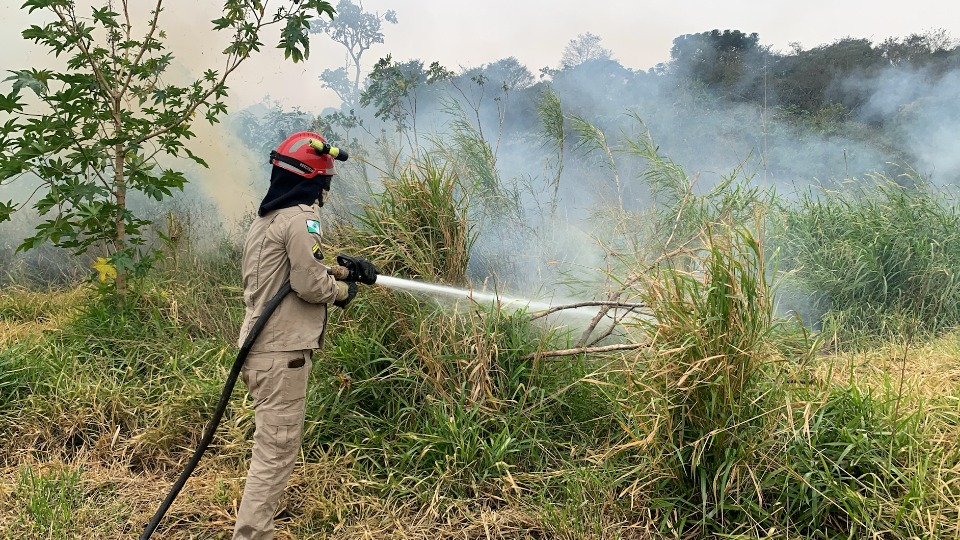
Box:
[375,275,604,319]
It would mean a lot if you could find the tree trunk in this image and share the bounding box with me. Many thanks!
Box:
[114,143,127,293]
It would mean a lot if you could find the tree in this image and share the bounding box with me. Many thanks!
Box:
[449,59,532,151]
[311,0,396,108]
[233,98,314,167]
[775,37,884,115]
[317,67,354,107]
[560,32,612,70]
[668,29,763,99]
[360,55,450,150]
[483,57,535,91]
[0,0,334,290]
[551,57,638,112]
[879,29,956,66]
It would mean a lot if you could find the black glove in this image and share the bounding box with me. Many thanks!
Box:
[333,281,358,308]
[336,254,379,285]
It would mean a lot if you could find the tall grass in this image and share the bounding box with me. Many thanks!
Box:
[630,223,779,535]
[776,172,960,342]
[352,156,475,283]
[307,228,622,504]
[615,217,946,538]
[773,382,933,538]
[427,99,536,289]
[536,88,565,214]
[432,98,502,203]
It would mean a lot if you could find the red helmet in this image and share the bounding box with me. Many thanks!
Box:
[269,131,336,178]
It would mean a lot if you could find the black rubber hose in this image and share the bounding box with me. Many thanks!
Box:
[140,282,293,540]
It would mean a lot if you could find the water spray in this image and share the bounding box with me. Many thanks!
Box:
[375,275,620,320]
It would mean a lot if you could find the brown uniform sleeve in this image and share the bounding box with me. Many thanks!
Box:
[284,212,341,304]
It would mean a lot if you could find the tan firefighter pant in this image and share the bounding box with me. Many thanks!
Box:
[233,349,312,540]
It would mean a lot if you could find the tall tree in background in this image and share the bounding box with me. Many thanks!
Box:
[669,29,762,99]
[775,38,884,116]
[234,99,314,165]
[560,32,613,70]
[450,58,533,148]
[879,29,955,67]
[311,0,397,109]
[482,57,535,91]
[0,0,334,291]
[360,55,451,151]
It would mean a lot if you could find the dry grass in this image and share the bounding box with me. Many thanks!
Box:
[0,286,89,345]
[352,156,475,284]
[0,457,649,539]
[812,331,960,403]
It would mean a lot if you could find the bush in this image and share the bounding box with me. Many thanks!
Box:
[302,286,612,500]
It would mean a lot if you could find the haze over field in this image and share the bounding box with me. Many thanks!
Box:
[2,0,959,111]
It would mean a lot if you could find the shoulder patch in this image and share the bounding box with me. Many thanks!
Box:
[306,219,321,235]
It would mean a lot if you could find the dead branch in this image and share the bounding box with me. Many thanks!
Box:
[521,342,649,360]
[528,300,646,320]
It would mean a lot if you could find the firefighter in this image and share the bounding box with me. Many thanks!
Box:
[233,132,376,540]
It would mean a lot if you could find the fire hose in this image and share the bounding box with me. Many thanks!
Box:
[140,255,376,539]
[139,281,290,540]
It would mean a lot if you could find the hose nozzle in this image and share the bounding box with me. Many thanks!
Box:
[308,139,349,162]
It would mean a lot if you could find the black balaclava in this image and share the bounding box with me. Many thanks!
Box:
[257,166,333,216]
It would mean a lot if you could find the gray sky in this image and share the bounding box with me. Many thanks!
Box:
[2,0,958,112]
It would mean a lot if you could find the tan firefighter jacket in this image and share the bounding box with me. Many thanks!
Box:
[237,204,342,351]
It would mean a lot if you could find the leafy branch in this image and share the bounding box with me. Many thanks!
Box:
[1,0,335,291]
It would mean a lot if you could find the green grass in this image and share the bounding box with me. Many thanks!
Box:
[16,465,83,537]
[775,172,960,344]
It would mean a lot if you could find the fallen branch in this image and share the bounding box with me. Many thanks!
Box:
[521,342,648,360]
[528,301,646,320]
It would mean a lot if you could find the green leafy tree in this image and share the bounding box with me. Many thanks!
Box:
[0,0,334,290]
[774,37,884,115]
[879,29,956,67]
[669,29,764,99]
[360,55,451,150]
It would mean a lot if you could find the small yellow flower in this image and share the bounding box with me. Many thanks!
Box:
[92,257,117,283]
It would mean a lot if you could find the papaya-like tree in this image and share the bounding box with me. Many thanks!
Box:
[0,0,334,291]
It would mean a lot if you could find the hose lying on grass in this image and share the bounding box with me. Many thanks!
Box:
[140,282,292,540]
